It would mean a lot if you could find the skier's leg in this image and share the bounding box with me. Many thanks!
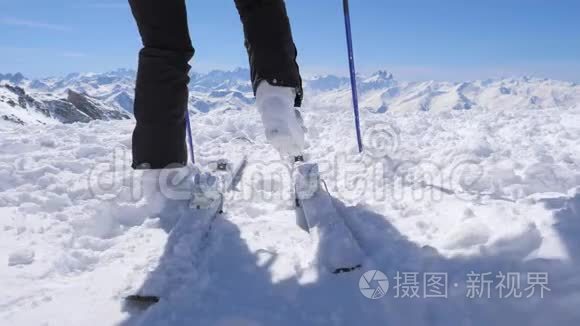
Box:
[234,0,306,156]
[234,0,303,106]
[129,0,194,169]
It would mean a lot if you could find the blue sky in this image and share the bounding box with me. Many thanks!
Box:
[0,0,579,81]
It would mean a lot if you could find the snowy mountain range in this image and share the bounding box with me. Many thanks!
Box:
[1,68,579,126]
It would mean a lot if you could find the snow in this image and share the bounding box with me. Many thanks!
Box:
[0,79,579,325]
[8,249,35,266]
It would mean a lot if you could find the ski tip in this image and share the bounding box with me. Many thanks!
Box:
[332,264,363,275]
[125,295,160,305]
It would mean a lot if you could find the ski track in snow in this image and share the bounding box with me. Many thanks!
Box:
[1,103,580,325]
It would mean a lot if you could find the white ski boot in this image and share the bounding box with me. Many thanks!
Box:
[256,81,305,157]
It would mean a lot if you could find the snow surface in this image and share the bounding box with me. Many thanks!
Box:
[0,84,579,325]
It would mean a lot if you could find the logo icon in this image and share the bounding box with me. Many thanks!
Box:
[359,270,389,299]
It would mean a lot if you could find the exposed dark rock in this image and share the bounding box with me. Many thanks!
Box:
[4,84,26,97]
[1,84,130,125]
[66,89,130,121]
[1,114,24,125]
[43,99,92,123]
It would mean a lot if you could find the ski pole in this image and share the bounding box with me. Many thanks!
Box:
[185,108,196,164]
[342,0,363,153]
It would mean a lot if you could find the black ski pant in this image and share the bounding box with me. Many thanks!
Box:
[129,0,303,169]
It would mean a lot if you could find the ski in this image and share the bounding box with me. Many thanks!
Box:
[125,154,247,307]
[125,189,223,307]
[293,157,364,274]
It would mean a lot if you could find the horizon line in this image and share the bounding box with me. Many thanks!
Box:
[1,67,578,85]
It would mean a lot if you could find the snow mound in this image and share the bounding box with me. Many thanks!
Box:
[8,249,35,266]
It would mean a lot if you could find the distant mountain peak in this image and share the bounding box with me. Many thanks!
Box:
[64,72,81,80]
[105,68,137,78]
[367,70,394,82]
[0,72,26,84]
[358,70,396,91]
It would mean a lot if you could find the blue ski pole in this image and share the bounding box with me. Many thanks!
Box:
[185,108,196,164]
[342,0,363,153]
